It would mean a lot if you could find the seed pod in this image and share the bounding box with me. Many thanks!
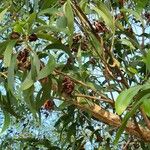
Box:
[10,32,20,39]
[43,100,54,110]
[28,33,38,42]
[62,76,74,95]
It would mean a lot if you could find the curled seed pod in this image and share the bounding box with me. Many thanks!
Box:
[43,100,54,110]
[17,49,31,71]
[28,33,38,42]
[17,49,29,62]
[93,21,108,33]
[73,34,82,44]
[10,32,20,39]
[62,76,74,95]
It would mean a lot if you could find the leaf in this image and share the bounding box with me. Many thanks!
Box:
[143,51,150,72]
[142,99,150,117]
[33,53,41,74]
[0,8,8,23]
[27,12,37,31]
[121,8,144,26]
[56,16,67,29]
[44,43,73,59]
[92,1,115,32]
[4,40,16,67]
[7,55,17,92]
[120,38,135,50]
[115,85,142,115]
[63,0,74,34]
[23,87,37,119]
[0,111,10,134]
[21,71,34,90]
[0,40,9,56]
[37,55,55,80]
[36,33,58,42]
[38,8,58,16]
[114,94,150,144]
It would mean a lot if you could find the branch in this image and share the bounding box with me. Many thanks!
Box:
[73,101,150,142]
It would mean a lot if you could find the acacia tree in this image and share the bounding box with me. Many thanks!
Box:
[0,0,150,149]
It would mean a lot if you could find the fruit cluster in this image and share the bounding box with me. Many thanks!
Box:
[17,49,31,71]
[62,76,74,95]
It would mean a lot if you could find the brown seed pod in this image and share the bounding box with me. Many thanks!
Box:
[93,21,108,33]
[17,49,31,71]
[43,100,54,110]
[62,76,74,95]
[17,49,29,62]
[73,34,82,44]
[10,32,20,39]
[28,33,38,42]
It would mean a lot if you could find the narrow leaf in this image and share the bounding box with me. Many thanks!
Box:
[7,55,16,92]
[92,1,115,32]
[0,8,8,22]
[115,85,142,115]
[64,0,74,34]
[114,94,150,144]
[0,111,10,134]
[37,55,55,80]
[4,40,16,67]
[21,71,34,90]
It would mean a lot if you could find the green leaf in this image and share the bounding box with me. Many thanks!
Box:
[121,8,144,26]
[27,12,37,31]
[4,40,16,67]
[0,41,9,56]
[36,33,58,42]
[37,55,55,80]
[142,99,150,117]
[21,71,34,90]
[56,15,67,29]
[115,85,142,115]
[0,111,10,134]
[44,43,73,59]
[143,51,150,72]
[33,53,41,74]
[120,38,135,50]
[0,8,8,23]
[92,1,115,32]
[64,0,74,34]
[7,55,17,92]
[114,94,146,145]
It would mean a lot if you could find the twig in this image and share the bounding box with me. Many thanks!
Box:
[74,93,114,105]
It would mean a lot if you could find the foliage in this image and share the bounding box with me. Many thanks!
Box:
[0,0,150,149]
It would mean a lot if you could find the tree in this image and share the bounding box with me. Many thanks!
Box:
[0,0,150,149]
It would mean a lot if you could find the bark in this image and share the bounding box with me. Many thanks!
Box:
[74,102,150,142]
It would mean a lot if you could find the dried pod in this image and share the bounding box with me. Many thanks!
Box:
[43,100,54,110]
[10,32,20,39]
[17,49,30,71]
[17,49,29,62]
[62,76,74,95]
[93,21,108,33]
[28,33,38,42]
[73,34,82,44]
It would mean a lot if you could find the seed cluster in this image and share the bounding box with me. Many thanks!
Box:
[43,100,54,110]
[17,49,31,71]
[93,21,108,33]
[71,34,88,52]
[62,76,74,95]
